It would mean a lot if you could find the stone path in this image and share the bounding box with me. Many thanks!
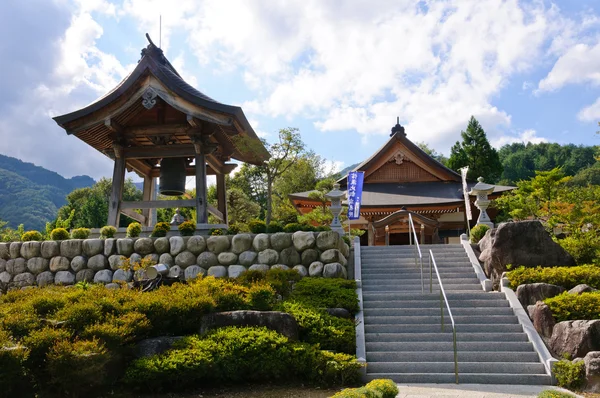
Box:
[394,384,576,397]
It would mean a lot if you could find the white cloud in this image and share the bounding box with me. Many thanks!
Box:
[577,97,600,122]
[491,129,550,148]
[538,42,600,92]
[322,159,344,175]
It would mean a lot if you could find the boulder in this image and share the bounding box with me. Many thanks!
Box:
[271,264,290,271]
[478,221,576,284]
[134,336,183,358]
[27,257,49,275]
[238,251,258,267]
[280,247,300,266]
[21,241,41,259]
[218,252,238,266]
[293,265,308,277]
[196,251,217,268]
[207,265,227,278]
[70,256,87,273]
[112,269,133,283]
[584,351,600,393]
[144,253,159,264]
[292,231,315,251]
[186,236,206,255]
[326,308,352,319]
[7,258,27,275]
[36,271,54,287]
[317,231,339,251]
[60,239,82,259]
[153,237,169,254]
[301,249,319,266]
[41,241,59,259]
[184,265,206,281]
[12,272,35,288]
[339,240,350,259]
[87,254,108,271]
[0,271,11,284]
[0,259,5,273]
[309,261,324,277]
[104,238,116,256]
[55,271,75,285]
[231,234,252,254]
[9,242,22,259]
[49,256,70,272]
[258,249,279,265]
[320,249,347,266]
[207,236,230,254]
[550,320,600,358]
[248,264,270,273]
[108,255,126,270]
[270,233,292,251]
[323,262,345,278]
[116,238,134,256]
[228,265,247,278]
[105,283,121,290]
[0,243,8,260]
[76,269,95,283]
[175,251,196,268]
[82,239,103,257]
[168,265,184,279]
[159,253,174,267]
[527,301,555,338]
[93,270,113,284]
[200,311,299,340]
[129,253,142,265]
[569,284,598,295]
[253,234,270,252]
[134,238,154,255]
[516,283,565,307]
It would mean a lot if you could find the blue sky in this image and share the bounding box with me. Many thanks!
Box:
[1,0,600,182]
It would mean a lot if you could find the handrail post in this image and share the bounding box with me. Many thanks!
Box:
[440,290,444,332]
[429,254,433,293]
[453,328,459,384]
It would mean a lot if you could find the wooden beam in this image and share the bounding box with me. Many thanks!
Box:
[104,118,124,134]
[124,124,193,136]
[216,172,227,223]
[142,176,155,226]
[126,159,153,176]
[186,115,201,129]
[121,199,196,209]
[120,208,147,224]
[208,204,224,222]
[124,144,195,159]
[195,152,208,223]
[148,163,237,178]
[206,154,224,174]
[107,150,126,227]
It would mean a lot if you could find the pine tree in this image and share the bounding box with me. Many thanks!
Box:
[447,116,503,183]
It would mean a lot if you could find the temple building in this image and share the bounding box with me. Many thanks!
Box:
[53,35,268,231]
[290,121,513,245]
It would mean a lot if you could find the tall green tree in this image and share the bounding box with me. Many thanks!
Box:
[447,116,503,183]
[416,142,448,165]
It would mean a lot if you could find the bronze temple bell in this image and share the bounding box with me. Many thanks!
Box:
[159,158,186,196]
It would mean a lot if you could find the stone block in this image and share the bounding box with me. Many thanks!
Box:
[293,265,308,277]
[134,336,183,359]
[271,264,290,271]
[94,269,113,284]
[320,249,347,265]
[292,231,315,251]
[175,251,196,268]
[154,237,169,254]
[12,272,35,288]
[270,233,292,251]
[60,239,82,259]
[168,265,184,279]
[108,255,126,271]
[187,236,206,255]
[0,271,11,284]
[9,242,22,259]
[169,236,185,256]
[87,254,108,271]
[207,265,227,278]
[159,253,174,267]
[36,271,54,287]
[113,269,133,283]
[185,265,206,281]
[527,301,556,338]
[0,259,5,273]
[27,257,49,275]
[218,252,238,266]
[231,234,252,254]
[258,249,279,265]
[144,253,159,264]
[248,264,270,273]
[253,234,270,251]
[82,239,103,257]
[323,262,345,278]
[239,251,257,266]
[71,256,87,273]
[0,243,9,260]
[316,231,339,251]
[134,238,154,255]
[104,238,116,256]
[55,271,75,285]
[129,253,142,265]
[200,311,299,340]
[7,258,27,275]
[301,249,319,266]
[197,251,218,268]
[21,241,41,259]
[207,236,230,254]
[550,320,600,359]
[309,261,324,277]
[116,238,134,256]
[280,247,300,266]
[76,269,95,283]
[41,241,60,259]
[228,265,247,278]
[49,256,70,272]
[516,283,565,307]
[569,284,598,295]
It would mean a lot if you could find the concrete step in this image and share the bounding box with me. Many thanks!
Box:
[362,292,504,300]
[367,361,546,374]
[363,315,519,325]
[362,269,476,276]
[366,351,540,362]
[364,299,510,309]
[364,307,514,317]
[362,261,472,268]
[364,323,524,334]
[364,373,552,385]
[365,341,535,352]
[365,332,528,343]
[362,277,479,285]
[362,284,483,292]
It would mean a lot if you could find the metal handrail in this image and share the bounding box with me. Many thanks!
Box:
[408,214,424,293]
[429,249,459,384]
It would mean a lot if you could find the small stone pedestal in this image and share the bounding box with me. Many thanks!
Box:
[326,183,346,237]
[469,177,495,229]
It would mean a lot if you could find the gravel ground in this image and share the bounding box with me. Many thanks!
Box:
[114,385,338,398]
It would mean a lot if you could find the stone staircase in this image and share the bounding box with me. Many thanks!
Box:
[360,244,552,384]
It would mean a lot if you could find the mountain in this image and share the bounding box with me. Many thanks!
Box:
[0,154,95,231]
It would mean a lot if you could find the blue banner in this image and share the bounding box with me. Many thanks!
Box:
[347,171,364,220]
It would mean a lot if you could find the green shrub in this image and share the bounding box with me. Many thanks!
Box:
[544,291,600,322]
[558,231,600,265]
[266,222,284,233]
[21,230,43,241]
[342,235,351,246]
[284,223,304,233]
[247,283,276,311]
[552,359,586,390]
[0,330,31,397]
[470,224,490,244]
[54,301,104,333]
[178,221,195,236]
[23,327,72,375]
[237,269,267,284]
[50,228,70,241]
[365,379,399,398]
[126,222,142,238]
[81,311,152,347]
[70,228,90,239]
[291,277,358,314]
[249,220,267,234]
[316,225,332,232]
[47,338,112,396]
[1,308,42,339]
[331,387,382,398]
[508,265,600,290]
[151,222,170,238]
[265,268,302,298]
[537,390,576,398]
[227,223,240,235]
[209,228,224,236]
[100,225,116,239]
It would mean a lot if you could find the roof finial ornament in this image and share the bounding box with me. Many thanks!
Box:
[141,33,166,64]
[390,116,406,137]
[145,33,156,47]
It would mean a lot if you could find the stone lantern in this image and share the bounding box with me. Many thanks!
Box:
[469,177,495,228]
[326,183,346,236]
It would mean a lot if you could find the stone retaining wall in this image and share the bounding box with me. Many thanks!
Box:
[0,231,351,289]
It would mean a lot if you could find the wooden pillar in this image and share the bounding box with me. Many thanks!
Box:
[216,172,227,224]
[367,220,374,246]
[107,145,126,227]
[195,152,208,224]
[142,176,156,227]
[420,223,425,245]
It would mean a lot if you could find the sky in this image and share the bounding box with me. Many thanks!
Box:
[1,0,600,182]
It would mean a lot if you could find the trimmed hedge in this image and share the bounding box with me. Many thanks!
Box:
[538,390,576,398]
[178,221,195,236]
[291,277,359,314]
[100,225,116,239]
[151,222,170,238]
[126,222,142,238]
[331,379,398,398]
[552,359,586,390]
[71,228,90,239]
[544,291,600,322]
[470,224,489,244]
[50,228,69,241]
[508,265,600,290]
[21,230,43,242]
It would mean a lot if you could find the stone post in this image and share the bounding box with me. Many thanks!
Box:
[326,183,346,237]
[469,177,495,229]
